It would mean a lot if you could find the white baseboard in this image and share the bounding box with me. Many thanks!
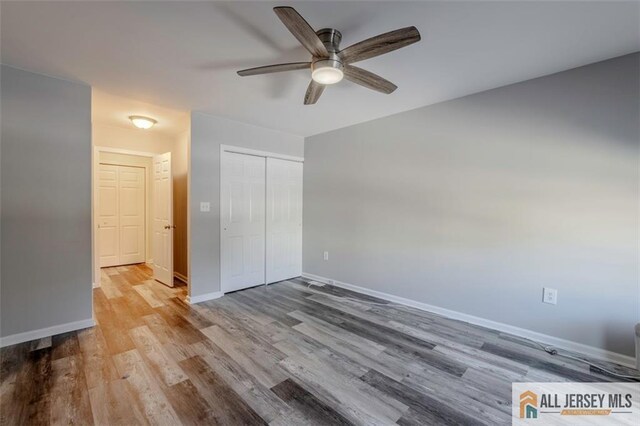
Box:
[0,318,96,348]
[174,272,189,284]
[92,282,100,289]
[186,291,223,304]
[301,272,637,369]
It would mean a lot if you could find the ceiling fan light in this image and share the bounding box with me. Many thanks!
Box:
[312,67,344,85]
[129,115,157,129]
[311,58,344,85]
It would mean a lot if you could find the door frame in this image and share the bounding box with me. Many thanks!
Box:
[92,146,155,288]
[219,145,304,294]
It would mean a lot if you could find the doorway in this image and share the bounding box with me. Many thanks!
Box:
[93,147,175,288]
[220,145,303,293]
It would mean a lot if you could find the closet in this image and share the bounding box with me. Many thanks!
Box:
[220,149,303,293]
[98,164,145,267]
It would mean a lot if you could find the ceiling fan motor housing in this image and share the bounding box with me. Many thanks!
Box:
[312,28,344,76]
[317,28,342,53]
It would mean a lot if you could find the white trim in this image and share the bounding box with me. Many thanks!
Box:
[0,318,96,348]
[220,144,304,163]
[94,146,155,158]
[302,272,638,369]
[186,291,223,304]
[174,272,189,284]
[93,282,100,289]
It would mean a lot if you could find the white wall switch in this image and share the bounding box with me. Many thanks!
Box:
[323,251,329,261]
[200,202,211,212]
[542,288,558,305]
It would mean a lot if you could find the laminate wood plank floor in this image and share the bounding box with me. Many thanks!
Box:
[1,264,637,425]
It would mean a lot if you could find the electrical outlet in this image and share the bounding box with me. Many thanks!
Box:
[200,202,210,212]
[543,288,558,305]
[323,251,329,261]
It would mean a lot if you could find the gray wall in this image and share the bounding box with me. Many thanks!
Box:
[303,53,639,356]
[1,66,93,338]
[189,112,303,298]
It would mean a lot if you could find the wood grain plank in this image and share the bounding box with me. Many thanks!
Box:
[200,325,287,388]
[77,326,120,389]
[134,284,165,308]
[129,325,188,387]
[112,349,182,425]
[362,369,484,426]
[11,347,53,425]
[88,379,149,426]
[271,379,353,426]
[50,355,94,425]
[179,355,267,425]
[163,379,217,425]
[51,332,80,361]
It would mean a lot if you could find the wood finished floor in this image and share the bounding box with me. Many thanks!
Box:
[1,264,636,425]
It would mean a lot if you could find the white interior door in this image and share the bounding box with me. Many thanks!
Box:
[98,164,119,267]
[98,164,145,267]
[118,166,145,265]
[266,158,303,283]
[153,152,173,286]
[221,152,266,292]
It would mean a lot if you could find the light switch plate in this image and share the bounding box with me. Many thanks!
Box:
[200,202,211,212]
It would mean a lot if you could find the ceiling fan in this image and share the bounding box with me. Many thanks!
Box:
[237,6,421,105]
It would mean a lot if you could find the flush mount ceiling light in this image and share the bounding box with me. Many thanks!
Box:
[129,115,157,129]
[311,58,344,85]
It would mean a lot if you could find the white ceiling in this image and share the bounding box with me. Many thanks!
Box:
[2,1,638,137]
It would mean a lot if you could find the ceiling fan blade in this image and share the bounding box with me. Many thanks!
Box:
[304,80,325,105]
[237,62,311,76]
[343,66,397,94]
[339,26,421,64]
[274,7,328,58]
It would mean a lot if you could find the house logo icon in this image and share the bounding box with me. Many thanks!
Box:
[520,390,538,419]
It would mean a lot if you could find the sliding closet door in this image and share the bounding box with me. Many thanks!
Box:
[221,152,266,292]
[266,158,303,283]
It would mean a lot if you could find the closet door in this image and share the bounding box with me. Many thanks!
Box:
[98,164,145,267]
[221,152,266,292]
[98,164,119,267]
[266,158,303,283]
[118,166,145,265]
